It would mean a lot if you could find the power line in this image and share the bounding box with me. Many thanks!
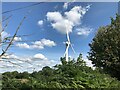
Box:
[2,2,44,14]
[2,15,12,22]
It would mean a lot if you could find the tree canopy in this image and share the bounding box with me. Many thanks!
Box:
[88,14,120,80]
[2,54,120,89]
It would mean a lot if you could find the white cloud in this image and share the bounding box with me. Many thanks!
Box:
[83,56,93,67]
[16,43,30,49]
[76,27,92,36]
[82,53,95,70]
[16,38,56,49]
[47,5,91,34]
[1,54,18,59]
[31,44,44,49]
[47,12,63,22]
[63,2,69,9]
[63,0,76,9]
[1,31,10,40]
[0,53,59,73]
[14,37,22,41]
[52,19,74,34]
[65,6,86,25]
[33,53,47,60]
[38,20,43,26]
[1,32,22,46]
[9,54,18,59]
[41,38,56,47]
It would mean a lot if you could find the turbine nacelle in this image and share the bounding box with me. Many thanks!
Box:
[65,41,70,46]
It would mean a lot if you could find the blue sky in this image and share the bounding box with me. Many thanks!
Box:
[1,2,118,73]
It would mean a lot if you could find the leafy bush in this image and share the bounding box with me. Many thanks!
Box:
[2,54,120,89]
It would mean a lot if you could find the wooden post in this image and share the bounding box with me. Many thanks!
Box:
[118,1,120,15]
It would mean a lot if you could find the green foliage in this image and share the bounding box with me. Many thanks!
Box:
[77,53,86,66]
[88,14,120,80]
[60,57,67,65]
[2,54,120,89]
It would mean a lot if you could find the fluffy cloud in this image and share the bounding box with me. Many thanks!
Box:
[41,38,56,47]
[0,53,59,73]
[65,6,88,25]
[63,0,76,9]
[47,12,63,22]
[33,53,47,60]
[16,38,56,49]
[1,31,10,40]
[52,19,74,34]
[9,54,18,59]
[38,20,43,26]
[47,5,91,34]
[16,43,30,49]
[63,2,69,9]
[14,37,22,41]
[76,27,92,36]
[1,31,22,45]
[82,54,94,69]
[1,54,18,59]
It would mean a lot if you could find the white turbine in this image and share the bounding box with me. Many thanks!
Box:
[64,30,75,62]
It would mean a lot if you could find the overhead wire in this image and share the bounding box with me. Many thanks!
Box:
[2,2,44,14]
[2,15,12,22]
[1,2,44,57]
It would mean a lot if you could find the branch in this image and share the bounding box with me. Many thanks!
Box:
[1,19,10,34]
[0,59,23,67]
[2,15,12,22]
[0,16,26,57]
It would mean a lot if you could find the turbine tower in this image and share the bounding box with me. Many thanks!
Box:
[64,30,75,62]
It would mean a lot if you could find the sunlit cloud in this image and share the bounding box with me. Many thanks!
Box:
[38,20,43,26]
[76,27,93,36]
[14,37,22,42]
[16,38,56,49]
[63,0,76,9]
[33,53,48,60]
[0,53,59,73]
[47,5,91,34]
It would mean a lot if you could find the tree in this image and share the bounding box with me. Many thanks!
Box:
[76,53,86,66]
[42,66,54,77]
[0,16,26,58]
[2,56,120,89]
[88,14,120,80]
[60,57,67,65]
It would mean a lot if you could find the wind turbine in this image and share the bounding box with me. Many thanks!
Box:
[64,29,75,62]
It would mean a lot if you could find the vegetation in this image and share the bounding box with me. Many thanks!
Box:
[2,54,120,89]
[88,14,120,80]
[1,8,120,89]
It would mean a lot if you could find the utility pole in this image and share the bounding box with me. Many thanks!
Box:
[0,24,1,45]
[118,1,120,15]
[0,1,2,45]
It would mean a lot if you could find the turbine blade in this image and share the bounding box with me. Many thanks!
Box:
[70,44,76,54]
[66,30,70,42]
